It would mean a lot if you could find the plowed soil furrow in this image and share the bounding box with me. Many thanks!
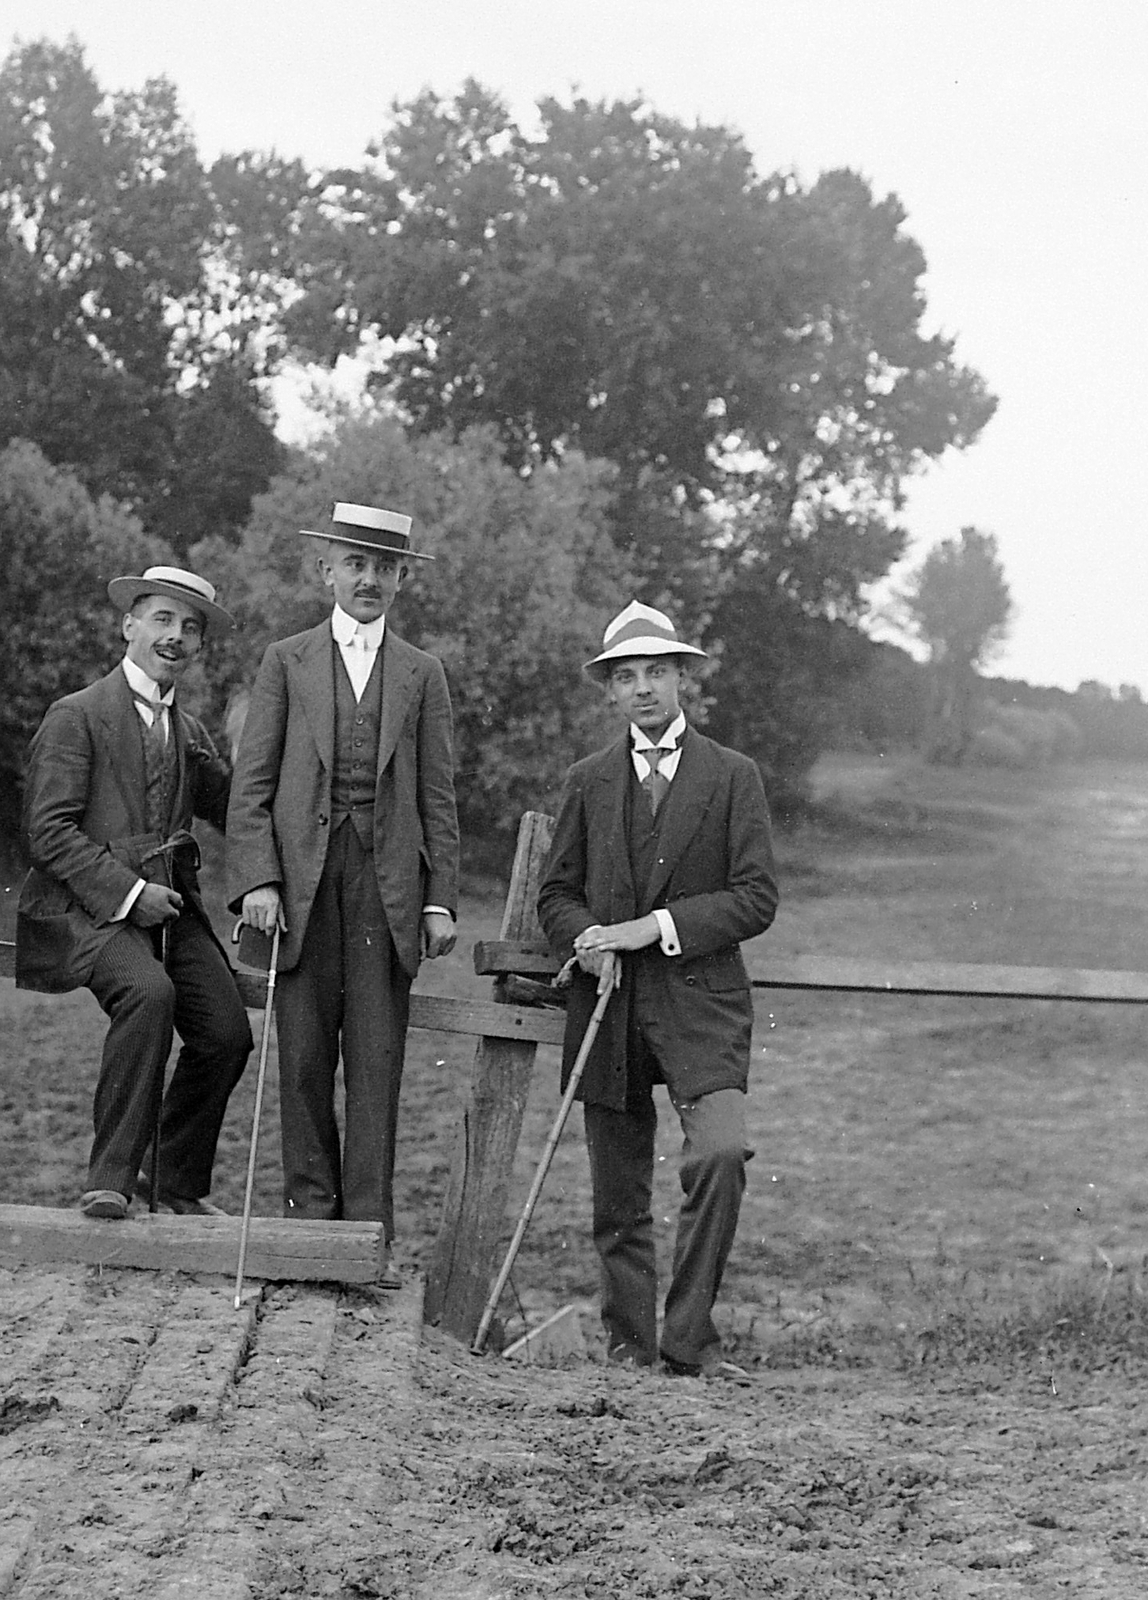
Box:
[0,1269,418,1600]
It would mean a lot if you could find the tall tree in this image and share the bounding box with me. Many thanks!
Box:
[279,86,997,800]
[903,525,1013,762]
[0,38,284,554]
[0,439,169,841]
[285,89,993,533]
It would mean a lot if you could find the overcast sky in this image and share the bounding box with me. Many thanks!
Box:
[7,1,1146,692]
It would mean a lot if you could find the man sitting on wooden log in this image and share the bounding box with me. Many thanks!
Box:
[16,567,253,1221]
[538,601,778,1381]
[227,503,459,1260]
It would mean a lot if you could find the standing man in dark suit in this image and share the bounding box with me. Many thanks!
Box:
[538,601,778,1379]
[227,503,459,1251]
[16,566,253,1220]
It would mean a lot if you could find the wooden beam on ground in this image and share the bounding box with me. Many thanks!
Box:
[742,952,1148,1004]
[0,1204,388,1283]
[425,812,556,1343]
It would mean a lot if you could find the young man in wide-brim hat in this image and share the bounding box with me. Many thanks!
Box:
[227,502,459,1263]
[16,565,252,1220]
[538,600,779,1380]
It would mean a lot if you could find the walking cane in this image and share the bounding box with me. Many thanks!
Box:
[234,924,280,1309]
[471,951,618,1356]
[147,921,172,1214]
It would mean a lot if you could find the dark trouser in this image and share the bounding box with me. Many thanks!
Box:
[584,1079,748,1369]
[86,914,252,1199]
[274,820,411,1235]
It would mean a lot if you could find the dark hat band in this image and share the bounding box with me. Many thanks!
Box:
[151,577,216,607]
[330,520,413,554]
[605,616,684,651]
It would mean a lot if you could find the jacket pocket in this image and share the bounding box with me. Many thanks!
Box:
[693,947,749,992]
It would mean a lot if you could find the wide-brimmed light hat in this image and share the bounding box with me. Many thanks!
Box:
[301,501,434,561]
[107,566,234,635]
[585,600,707,681]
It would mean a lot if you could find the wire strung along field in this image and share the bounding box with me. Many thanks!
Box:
[3,754,1148,1597]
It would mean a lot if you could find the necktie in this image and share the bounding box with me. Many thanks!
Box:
[639,746,671,816]
[131,691,169,748]
[349,633,372,699]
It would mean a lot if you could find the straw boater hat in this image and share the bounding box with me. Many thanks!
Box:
[301,502,434,561]
[585,600,707,681]
[107,566,234,636]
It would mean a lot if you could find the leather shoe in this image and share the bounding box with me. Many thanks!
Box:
[608,1341,654,1370]
[80,1190,130,1221]
[135,1176,229,1216]
[164,1194,229,1217]
[662,1350,752,1385]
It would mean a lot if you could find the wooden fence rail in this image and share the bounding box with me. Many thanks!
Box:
[472,939,1148,1007]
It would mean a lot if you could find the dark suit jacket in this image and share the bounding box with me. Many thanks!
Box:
[225,619,459,980]
[537,726,778,1109]
[16,665,232,993]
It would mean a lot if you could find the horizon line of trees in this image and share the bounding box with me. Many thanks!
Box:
[1,34,1062,868]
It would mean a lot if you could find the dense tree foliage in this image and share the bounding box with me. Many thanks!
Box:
[278,85,996,797]
[288,88,992,511]
[0,48,1002,834]
[0,440,170,840]
[0,38,284,555]
[193,413,630,852]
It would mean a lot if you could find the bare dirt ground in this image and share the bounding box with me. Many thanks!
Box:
[4,756,1148,1596]
[5,1264,1148,1599]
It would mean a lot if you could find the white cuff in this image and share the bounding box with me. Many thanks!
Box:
[112,879,146,923]
[422,905,454,919]
[652,908,681,956]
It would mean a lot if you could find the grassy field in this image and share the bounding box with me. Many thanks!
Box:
[4,752,1148,1364]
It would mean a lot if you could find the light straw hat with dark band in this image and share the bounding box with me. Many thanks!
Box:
[300,501,434,561]
[107,566,234,635]
[585,600,707,680]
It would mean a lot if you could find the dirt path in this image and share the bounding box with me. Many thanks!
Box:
[3,1263,1146,1598]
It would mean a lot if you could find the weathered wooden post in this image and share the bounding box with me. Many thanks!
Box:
[424,811,562,1341]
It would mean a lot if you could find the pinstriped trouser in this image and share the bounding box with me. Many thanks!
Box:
[86,915,252,1198]
[273,819,411,1236]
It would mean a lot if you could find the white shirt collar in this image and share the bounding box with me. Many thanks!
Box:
[121,655,174,706]
[631,711,686,751]
[331,603,386,651]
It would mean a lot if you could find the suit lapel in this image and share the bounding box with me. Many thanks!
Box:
[643,727,718,907]
[377,630,419,777]
[589,736,637,919]
[96,668,148,830]
[291,622,336,773]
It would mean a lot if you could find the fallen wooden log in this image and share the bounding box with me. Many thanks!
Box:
[0,1204,388,1284]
